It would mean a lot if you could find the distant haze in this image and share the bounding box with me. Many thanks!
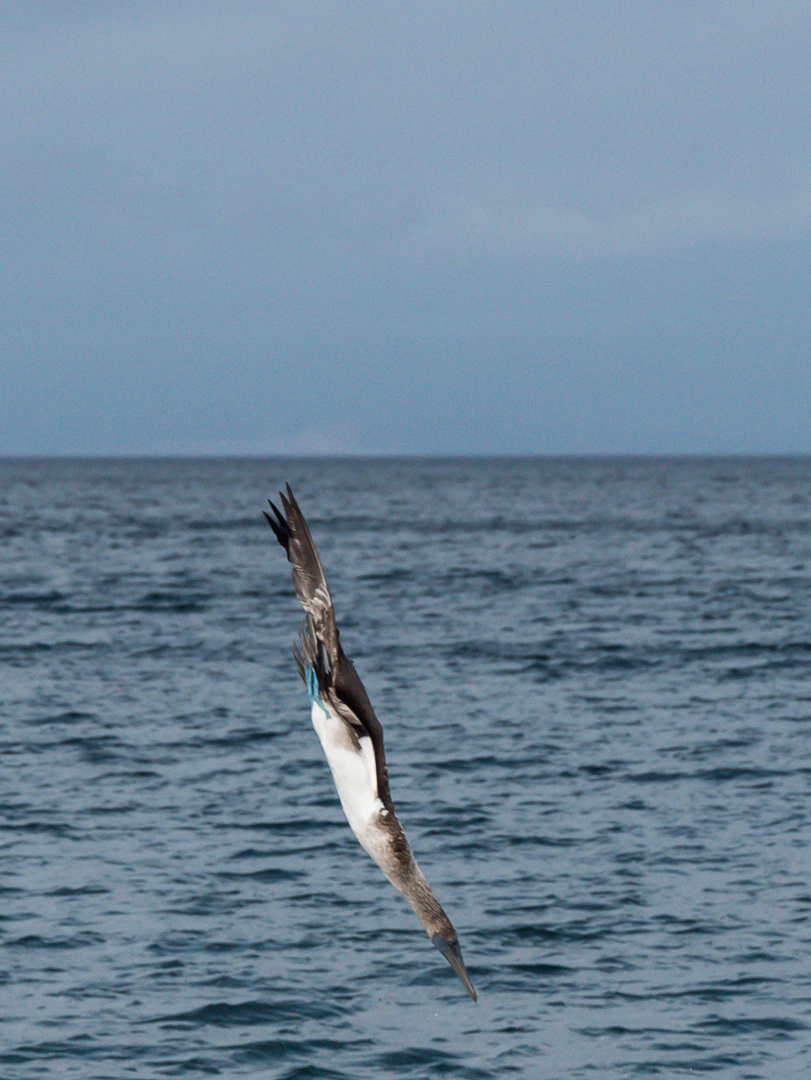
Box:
[3,2,810,455]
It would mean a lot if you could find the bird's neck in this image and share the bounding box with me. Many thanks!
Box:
[394,858,454,939]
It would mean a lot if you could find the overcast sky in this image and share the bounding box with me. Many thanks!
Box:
[3,2,810,455]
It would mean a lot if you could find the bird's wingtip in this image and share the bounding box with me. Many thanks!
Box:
[264,498,290,550]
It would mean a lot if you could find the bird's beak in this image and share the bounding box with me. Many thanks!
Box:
[432,933,477,1002]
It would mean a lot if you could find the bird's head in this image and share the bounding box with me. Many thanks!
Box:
[431,931,477,1001]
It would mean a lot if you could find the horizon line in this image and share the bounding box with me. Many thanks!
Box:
[1,451,809,462]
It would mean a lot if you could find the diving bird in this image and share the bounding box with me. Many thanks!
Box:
[265,485,476,1001]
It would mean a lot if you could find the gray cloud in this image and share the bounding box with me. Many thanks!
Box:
[2,2,810,454]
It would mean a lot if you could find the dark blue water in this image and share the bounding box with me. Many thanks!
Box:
[1,456,810,1078]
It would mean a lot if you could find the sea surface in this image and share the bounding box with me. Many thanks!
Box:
[1,456,810,1078]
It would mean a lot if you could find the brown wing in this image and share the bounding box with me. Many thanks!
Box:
[265,484,338,664]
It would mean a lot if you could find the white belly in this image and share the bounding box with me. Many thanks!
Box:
[310,701,385,848]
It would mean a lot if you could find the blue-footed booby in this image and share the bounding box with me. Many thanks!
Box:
[265,485,476,1002]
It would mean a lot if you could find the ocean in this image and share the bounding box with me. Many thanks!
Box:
[1,455,809,1078]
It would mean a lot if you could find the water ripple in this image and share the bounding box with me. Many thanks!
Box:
[1,456,810,1078]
